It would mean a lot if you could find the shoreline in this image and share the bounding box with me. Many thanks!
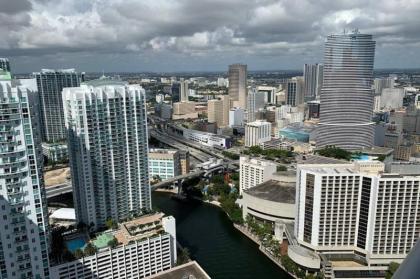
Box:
[233,224,297,279]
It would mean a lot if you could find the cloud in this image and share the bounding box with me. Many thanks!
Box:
[0,0,32,15]
[1,0,420,71]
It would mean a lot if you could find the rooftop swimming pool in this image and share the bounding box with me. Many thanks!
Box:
[65,236,87,252]
[353,154,371,161]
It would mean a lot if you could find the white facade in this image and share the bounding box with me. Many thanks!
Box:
[295,162,420,265]
[42,142,68,162]
[247,88,266,122]
[239,157,276,194]
[380,88,405,110]
[374,77,394,95]
[229,107,245,127]
[217,77,228,87]
[245,120,271,147]
[51,216,177,279]
[149,149,180,180]
[155,93,164,103]
[257,86,277,104]
[0,71,50,278]
[303,64,323,100]
[63,79,151,230]
[183,129,230,149]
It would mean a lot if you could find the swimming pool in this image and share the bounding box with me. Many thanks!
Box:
[65,237,87,252]
[353,154,371,161]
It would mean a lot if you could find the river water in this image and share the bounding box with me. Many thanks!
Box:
[152,192,291,279]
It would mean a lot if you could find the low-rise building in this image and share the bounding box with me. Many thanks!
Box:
[239,156,277,194]
[50,213,177,279]
[240,175,295,223]
[167,124,231,149]
[245,120,271,147]
[172,102,198,119]
[149,149,180,181]
[147,261,211,279]
[42,142,68,162]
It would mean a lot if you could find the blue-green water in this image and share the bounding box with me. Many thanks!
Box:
[152,192,291,279]
[65,237,86,252]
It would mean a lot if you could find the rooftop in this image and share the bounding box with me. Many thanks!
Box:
[93,233,115,249]
[297,155,348,165]
[147,261,211,279]
[50,208,76,220]
[357,146,394,156]
[114,213,165,245]
[244,179,295,204]
[84,76,127,87]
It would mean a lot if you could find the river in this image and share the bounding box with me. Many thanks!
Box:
[152,192,291,279]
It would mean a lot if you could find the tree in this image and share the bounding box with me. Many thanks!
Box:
[105,218,117,230]
[315,145,352,160]
[176,248,190,265]
[210,174,224,185]
[230,173,239,181]
[107,237,118,248]
[212,183,230,196]
[84,243,97,256]
[277,165,287,172]
[386,262,400,279]
[74,249,84,259]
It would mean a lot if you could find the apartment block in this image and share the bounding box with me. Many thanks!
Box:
[239,156,277,194]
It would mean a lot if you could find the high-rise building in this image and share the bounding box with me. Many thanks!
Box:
[0,58,10,72]
[245,120,271,147]
[228,64,247,109]
[0,70,50,278]
[33,69,84,142]
[374,77,394,95]
[257,86,277,104]
[303,64,323,100]
[171,83,180,102]
[63,78,151,230]
[207,96,229,127]
[317,32,376,150]
[285,77,304,106]
[247,88,266,122]
[229,107,245,127]
[239,156,277,194]
[180,79,189,102]
[295,161,420,266]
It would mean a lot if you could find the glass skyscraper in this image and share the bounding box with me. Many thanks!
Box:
[0,70,50,278]
[317,32,376,150]
[63,78,151,230]
[33,69,84,142]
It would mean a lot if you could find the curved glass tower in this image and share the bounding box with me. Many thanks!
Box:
[317,32,376,150]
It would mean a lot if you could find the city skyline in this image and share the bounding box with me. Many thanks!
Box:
[1,2,420,277]
[1,1,420,72]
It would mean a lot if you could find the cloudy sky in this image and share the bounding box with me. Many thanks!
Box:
[1,0,420,73]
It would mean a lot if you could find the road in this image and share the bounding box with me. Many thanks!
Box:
[150,170,205,190]
[45,182,72,198]
[149,130,212,162]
